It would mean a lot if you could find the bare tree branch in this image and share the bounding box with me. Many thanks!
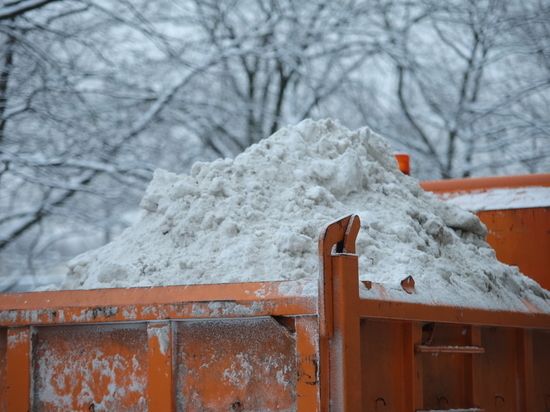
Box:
[0,0,61,21]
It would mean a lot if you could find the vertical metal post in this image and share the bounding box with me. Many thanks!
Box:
[330,253,362,410]
[318,214,362,411]
[7,326,32,412]
[296,316,321,411]
[464,325,482,408]
[516,328,535,411]
[402,321,423,411]
[147,321,174,411]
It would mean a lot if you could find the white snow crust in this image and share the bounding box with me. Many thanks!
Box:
[436,186,550,211]
[60,119,550,312]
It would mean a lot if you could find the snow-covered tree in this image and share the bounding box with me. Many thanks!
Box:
[341,0,550,180]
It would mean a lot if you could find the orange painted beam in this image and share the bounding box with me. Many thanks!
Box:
[0,281,316,327]
[420,173,550,193]
[358,298,550,329]
[0,279,314,311]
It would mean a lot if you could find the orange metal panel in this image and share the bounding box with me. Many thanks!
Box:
[479,207,550,291]
[0,328,6,412]
[147,322,174,411]
[295,316,321,411]
[32,324,148,411]
[174,317,296,411]
[6,326,31,412]
[477,327,517,412]
[360,319,406,411]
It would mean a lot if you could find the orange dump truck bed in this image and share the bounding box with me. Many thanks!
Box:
[1,178,550,411]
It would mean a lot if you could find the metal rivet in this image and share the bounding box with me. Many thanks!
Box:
[231,401,243,411]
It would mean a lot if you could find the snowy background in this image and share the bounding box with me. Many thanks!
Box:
[1,0,549,291]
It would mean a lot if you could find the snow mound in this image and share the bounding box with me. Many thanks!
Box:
[61,119,550,312]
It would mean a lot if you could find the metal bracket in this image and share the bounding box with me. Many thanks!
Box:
[318,214,360,338]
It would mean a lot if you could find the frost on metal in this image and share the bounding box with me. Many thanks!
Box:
[7,328,29,348]
[147,323,170,356]
[176,317,297,411]
[32,324,148,411]
[437,186,550,212]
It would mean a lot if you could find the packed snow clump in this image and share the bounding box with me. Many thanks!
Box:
[61,119,549,311]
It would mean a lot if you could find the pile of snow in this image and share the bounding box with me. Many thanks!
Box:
[59,119,549,311]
